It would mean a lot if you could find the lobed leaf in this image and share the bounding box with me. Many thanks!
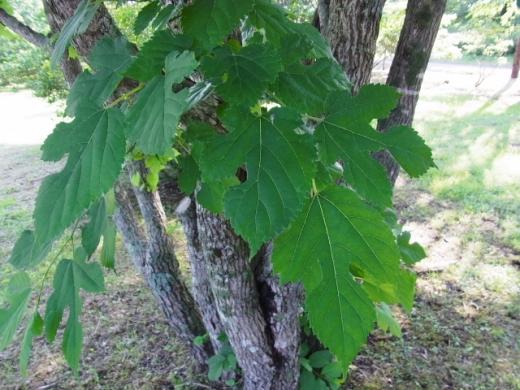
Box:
[35,105,126,244]
[182,0,252,51]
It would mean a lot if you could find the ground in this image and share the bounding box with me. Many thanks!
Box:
[0,61,519,389]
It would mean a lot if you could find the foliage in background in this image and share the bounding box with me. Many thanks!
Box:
[447,0,519,58]
[0,0,67,100]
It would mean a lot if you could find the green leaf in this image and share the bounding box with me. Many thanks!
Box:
[199,107,316,252]
[273,187,415,367]
[134,1,161,34]
[19,312,44,375]
[342,148,393,208]
[197,177,239,214]
[316,89,434,207]
[321,361,343,382]
[308,350,333,369]
[100,220,116,269]
[398,231,427,265]
[165,50,198,86]
[178,155,200,194]
[274,58,349,115]
[181,0,252,50]
[381,125,435,177]
[44,259,104,372]
[152,4,180,30]
[36,105,126,245]
[0,273,31,350]
[125,30,192,82]
[376,303,402,338]
[300,370,329,390]
[89,37,134,74]
[201,43,282,106]
[0,0,13,14]
[81,199,106,257]
[126,76,188,155]
[66,71,116,116]
[126,51,195,155]
[51,0,100,66]
[207,354,225,381]
[66,37,133,115]
[9,230,52,269]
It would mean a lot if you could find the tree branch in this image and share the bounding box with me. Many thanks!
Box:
[0,8,49,48]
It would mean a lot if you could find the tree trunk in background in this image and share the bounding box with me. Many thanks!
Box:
[322,0,387,94]
[512,38,520,79]
[376,0,447,183]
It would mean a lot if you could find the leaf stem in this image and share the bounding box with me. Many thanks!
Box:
[105,83,144,108]
[35,222,79,308]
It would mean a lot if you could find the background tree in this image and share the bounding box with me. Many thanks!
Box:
[0,0,442,388]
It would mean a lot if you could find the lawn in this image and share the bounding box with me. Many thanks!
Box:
[0,66,519,388]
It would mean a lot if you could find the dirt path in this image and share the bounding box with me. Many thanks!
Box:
[0,89,62,146]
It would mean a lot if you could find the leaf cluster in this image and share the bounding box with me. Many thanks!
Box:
[2,0,432,379]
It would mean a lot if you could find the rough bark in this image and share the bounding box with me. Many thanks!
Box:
[176,197,226,353]
[323,0,387,93]
[376,0,447,182]
[512,38,520,79]
[196,205,277,389]
[253,244,304,389]
[127,163,212,365]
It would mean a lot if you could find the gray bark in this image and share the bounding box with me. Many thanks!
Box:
[128,162,211,365]
[376,0,447,182]
[176,197,226,353]
[195,205,276,389]
[253,244,304,389]
[323,0,387,93]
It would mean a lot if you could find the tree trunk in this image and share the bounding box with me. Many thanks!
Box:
[376,0,447,182]
[512,38,520,79]
[322,0,387,93]
[176,197,226,353]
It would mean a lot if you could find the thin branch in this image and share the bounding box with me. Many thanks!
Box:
[0,8,49,48]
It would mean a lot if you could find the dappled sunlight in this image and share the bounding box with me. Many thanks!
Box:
[484,154,520,187]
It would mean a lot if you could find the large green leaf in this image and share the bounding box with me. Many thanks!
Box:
[181,0,252,50]
[125,30,192,82]
[67,37,134,115]
[44,259,104,373]
[273,187,415,366]
[0,273,31,350]
[315,86,434,207]
[9,230,52,269]
[126,50,196,155]
[199,107,315,253]
[381,125,435,177]
[201,43,282,106]
[50,0,99,66]
[35,105,126,243]
[274,58,349,115]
